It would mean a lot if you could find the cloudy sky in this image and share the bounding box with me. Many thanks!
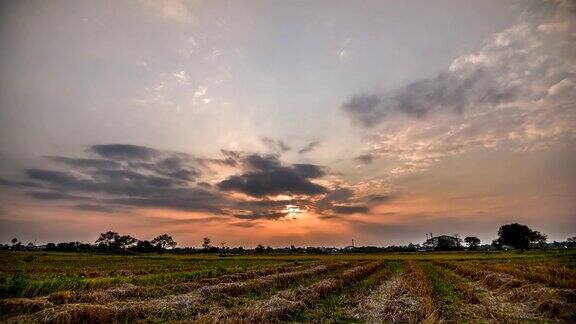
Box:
[1,0,575,247]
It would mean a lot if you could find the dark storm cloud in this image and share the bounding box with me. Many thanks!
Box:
[298,141,320,154]
[244,154,281,171]
[109,191,226,214]
[293,164,325,178]
[218,154,327,197]
[343,69,517,127]
[316,188,354,211]
[15,144,230,214]
[218,172,327,197]
[242,155,326,179]
[90,144,159,161]
[11,145,334,219]
[25,168,190,198]
[331,205,369,214]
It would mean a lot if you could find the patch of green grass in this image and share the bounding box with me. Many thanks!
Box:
[295,262,398,323]
[207,263,347,313]
[0,261,303,298]
[422,262,475,322]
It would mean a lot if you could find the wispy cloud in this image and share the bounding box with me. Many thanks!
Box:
[344,0,576,175]
[140,0,195,27]
[298,141,320,154]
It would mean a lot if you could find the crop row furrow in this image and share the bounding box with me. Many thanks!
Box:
[350,260,438,323]
[51,261,321,304]
[0,261,320,319]
[458,261,576,289]
[299,262,400,322]
[423,262,496,323]
[434,261,576,322]
[6,261,353,323]
[216,261,384,323]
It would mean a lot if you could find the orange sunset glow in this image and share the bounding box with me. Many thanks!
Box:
[0,0,575,248]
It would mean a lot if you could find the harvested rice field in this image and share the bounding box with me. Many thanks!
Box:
[1,250,575,323]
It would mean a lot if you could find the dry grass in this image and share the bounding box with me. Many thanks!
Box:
[197,263,344,298]
[429,264,479,305]
[352,261,438,324]
[466,261,576,289]
[6,262,349,323]
[214,262,383,323]
[435,260,576,322]
[42,262,320,305]
[0,297,52,319]
[436,261,524,291]
[3,252,575,323]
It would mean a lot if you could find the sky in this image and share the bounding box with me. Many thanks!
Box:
[0,0,575,248]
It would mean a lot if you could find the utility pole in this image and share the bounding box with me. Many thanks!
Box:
[352,239,355,247]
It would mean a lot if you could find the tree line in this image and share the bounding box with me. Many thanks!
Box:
[3,231,176,253]
[421,223,550,251]
[2,223,575,253]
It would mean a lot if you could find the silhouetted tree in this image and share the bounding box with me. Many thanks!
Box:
[437,236,462,251]
[491,239,502,249]
[423,235,462,251]
[530,230,547,248]
[497,223,547,250]
[118,235,138,249]
[10,238,22,250]
[151,234,176,250]
[134,240,156,253]
[464,236,481,250]
[95,231,121,250]
[45,243,56,251]
[255,244,265,253]
[202,237,211,251]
